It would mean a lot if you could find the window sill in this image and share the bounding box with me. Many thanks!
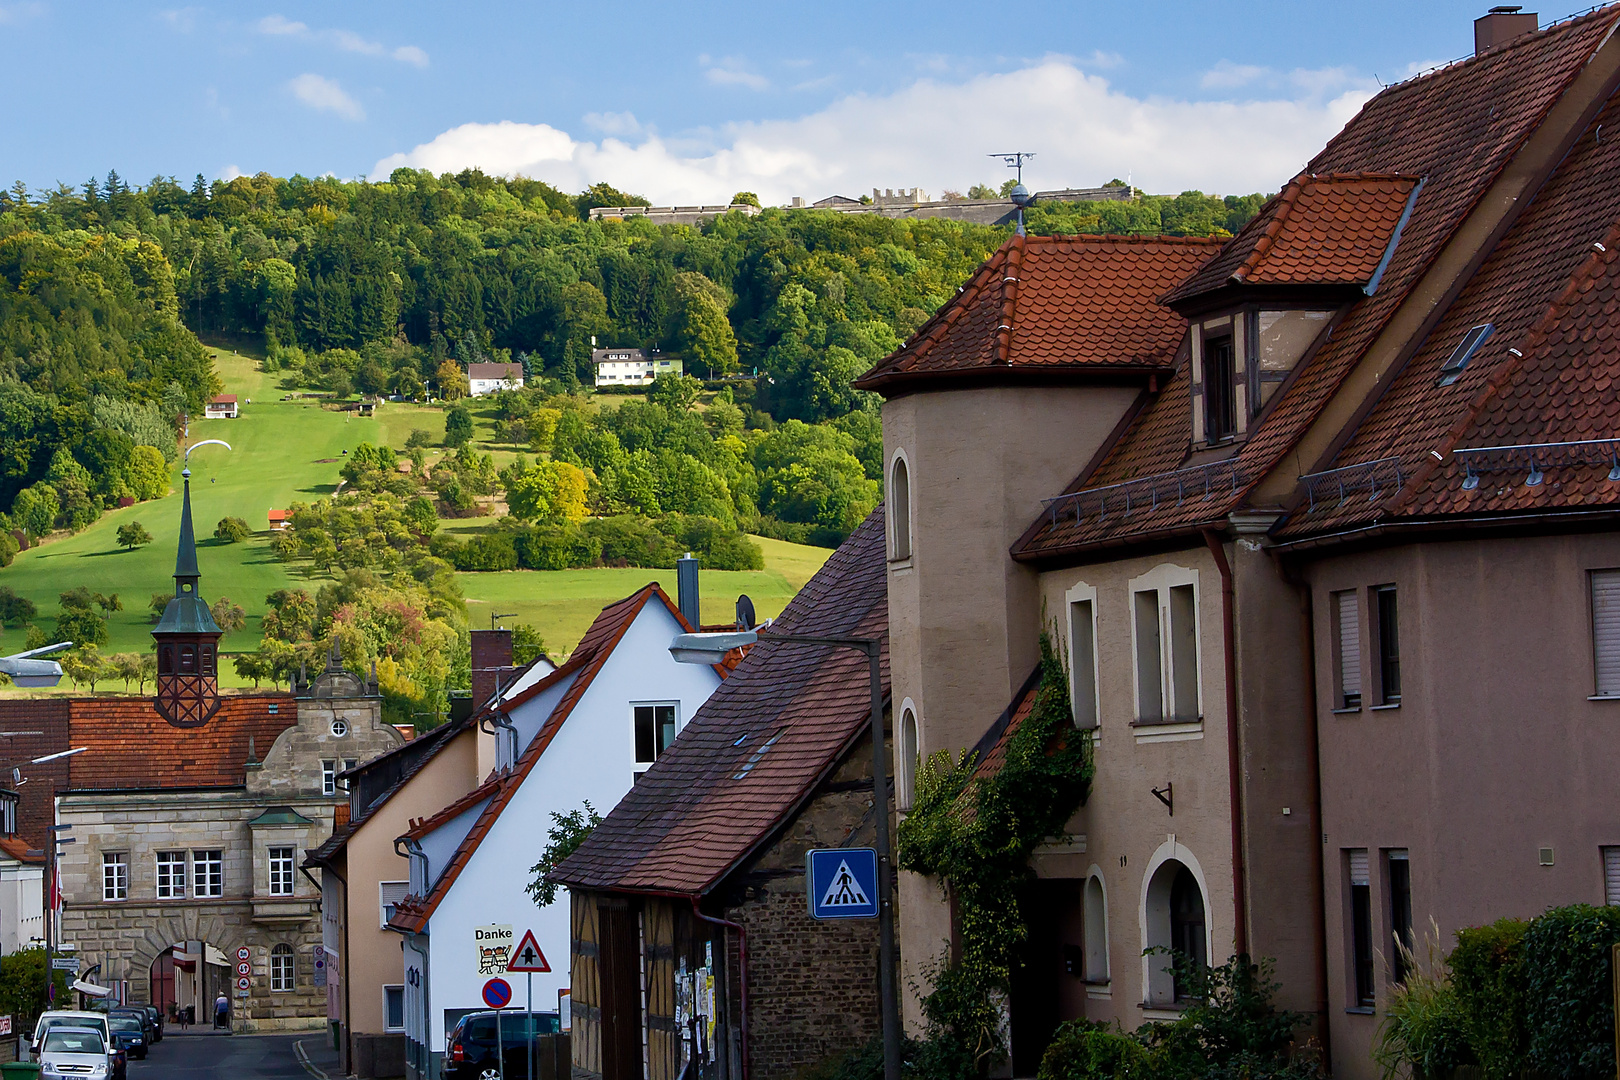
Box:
[1130,716,1204,727]
[1085,983,1112,1000]
[1369,703,1401,712]
[887,557,913,572]
[1344,1006,1376,1016]
[1138,1004,1187,1021]
[1589,694,1620,701]
[1330,707,1362,715]
[1132,718,1204,744]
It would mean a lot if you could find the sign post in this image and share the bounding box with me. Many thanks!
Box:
[806,848,881,920]
[482,977,512,1078]
[506,929,551,1080]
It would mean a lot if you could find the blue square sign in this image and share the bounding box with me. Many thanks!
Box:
[807,848,880,919]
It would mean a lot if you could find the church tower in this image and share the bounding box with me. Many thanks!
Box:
[152,467,223,727]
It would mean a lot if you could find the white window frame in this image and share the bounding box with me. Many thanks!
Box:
[102,852,128,902]
[155,851,187,900]
[321,760,336,797]
[1592,569,1620,698]
[193,849,224,898]
[631,701,680,773]
[1332,588,1363,711]
[896,700,919,812]
[268,847,295,897]
[1127,564,1204,741]
[269,944,295,993]
[383,985,406,1032]
[1083,866,1111,991]
[1066,582,1100,733]
[888,449,912,564]
[379,880,410,928]
[1138,840,1213,1011]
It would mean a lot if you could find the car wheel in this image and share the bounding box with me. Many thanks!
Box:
[478,1067,502,1080]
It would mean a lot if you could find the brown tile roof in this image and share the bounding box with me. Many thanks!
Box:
[64,695,297,791]
[467,362,523,380]
[853,235,1221,393]
[554,506,887,897]
[387,583,707,933]
[209,395,237,404]
[0,835,42,864]
[0,699,70,848]
[1013,8,1620,563]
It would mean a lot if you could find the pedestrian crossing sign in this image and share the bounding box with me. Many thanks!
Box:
[807,848,880,919]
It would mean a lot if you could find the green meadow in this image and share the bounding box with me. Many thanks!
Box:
[0,350,831,687]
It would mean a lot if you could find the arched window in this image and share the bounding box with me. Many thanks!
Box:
[158,646,175,675]
[889,455,911,562]
[1083,873,1109,983]
[897,706,918,811]
[1144,855,1208,1005]
[201,645,216,676]
[270,944,295,993]
[179,645,196,674]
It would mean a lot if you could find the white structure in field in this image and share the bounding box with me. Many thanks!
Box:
[204,395,238,419]
[388,584,723,1079]
[592,348,682,387]
[467,363,524,397]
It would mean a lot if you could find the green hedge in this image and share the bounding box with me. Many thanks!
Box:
[1523,905,1620,1078]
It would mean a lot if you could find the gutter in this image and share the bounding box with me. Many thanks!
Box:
[1268,505,1620,553]
[1201,528,1249,958]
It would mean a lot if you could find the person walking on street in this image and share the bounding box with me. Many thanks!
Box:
[214,992,230,1030]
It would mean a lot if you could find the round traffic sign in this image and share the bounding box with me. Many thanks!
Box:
[482,978,512,1009]
[236,976,251,991]
[236,961,252,977]
[236,947,251,962]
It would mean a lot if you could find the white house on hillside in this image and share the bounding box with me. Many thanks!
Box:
[467,362,524,397]
[387,584,725,1080]
[592,348,682,387]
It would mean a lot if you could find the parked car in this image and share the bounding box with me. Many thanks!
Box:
[31,1011,110,1062]
[143,1004,163,1041]
[36,1026,112,1079]
[444,1011,561,1080]
[107,1015,147,1060]
[108,1007,153,1045]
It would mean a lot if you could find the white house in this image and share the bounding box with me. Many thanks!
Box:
[466,363,524,397]
[388,584,725,1080]
[204,394,238,419]
[592,348,682,387]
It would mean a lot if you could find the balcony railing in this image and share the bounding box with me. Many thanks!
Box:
[1041,459,1244,528]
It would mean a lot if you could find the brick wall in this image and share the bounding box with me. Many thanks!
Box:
[470,630,513,708]
[0,699,71,848]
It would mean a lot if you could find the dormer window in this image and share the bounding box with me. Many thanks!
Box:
[1190,307,1333,446]
[1203,334,1237,443]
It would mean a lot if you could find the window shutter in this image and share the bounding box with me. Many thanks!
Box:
[1594,571,1620,695]
[1337,591,1361,701]
[1604,847,1620,906]
[380,881,410,927]
[1348,849,1369,887]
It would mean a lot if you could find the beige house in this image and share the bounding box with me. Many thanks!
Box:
[856,9,1620,1076]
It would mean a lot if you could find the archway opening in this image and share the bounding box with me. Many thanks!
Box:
[150,941,230,1027]
[1144,859,1207,1006]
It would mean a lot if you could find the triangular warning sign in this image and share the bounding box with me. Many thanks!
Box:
[818,860,871,909]
[506,929,551,973]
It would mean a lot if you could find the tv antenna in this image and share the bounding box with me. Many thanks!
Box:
[988,152,1038,235]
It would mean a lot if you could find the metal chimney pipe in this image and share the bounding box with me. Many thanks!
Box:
[677,553,700,629]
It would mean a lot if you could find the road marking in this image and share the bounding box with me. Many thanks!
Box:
[294,1039,329,1080]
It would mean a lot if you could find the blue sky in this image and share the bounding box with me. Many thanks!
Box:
[0,1,1554,202]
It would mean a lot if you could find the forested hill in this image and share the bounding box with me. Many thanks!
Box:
[0,169,1265,535]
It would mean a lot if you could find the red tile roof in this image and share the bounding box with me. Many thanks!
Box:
[853,235,1221,394]
[1013,8,1620,562]
[208,395,237,404]
[555,507,887,897]
[387,583,707,933]
[0,700,70,848]
[467,362,523,380]
[64,695,297,791]
[0,836,42,864]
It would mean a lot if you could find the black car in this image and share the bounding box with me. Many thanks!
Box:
[109,1007,154,1047]
[142,1004,163,1042]
[108,1015,148,1060]
[444,1011,560,1080]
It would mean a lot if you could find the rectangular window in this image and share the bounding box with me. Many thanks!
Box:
[1134,590,1164,721]
[1334,590,1362,709]
[102,853,128,902]
[1604,847,1620,905]
[380,881,410,928]
[1168,584,1199,721]
[1386,850,1413,985]
[1592,570,1620,696]
[1069,598,1098,729]
[156,851,187,899]
[1348,849,1374,1007]
[384,986,406,1032]
[268,847,295,897]
[633,704,678,766]
[194,850,224,898]
[1374,586,1401,704]
[1204,335,1237,442]
[270,947,295,993]
[321,760,336,797]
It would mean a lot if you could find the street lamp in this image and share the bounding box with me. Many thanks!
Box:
[0,643,74,688]
[669,629,901,1080]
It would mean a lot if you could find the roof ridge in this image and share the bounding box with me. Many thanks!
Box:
[1381,4,1620,94]
[1232,171,1309,284]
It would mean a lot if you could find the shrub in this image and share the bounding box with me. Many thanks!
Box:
[514,525,602,571]
[0,588,36,628]
[1523,904,1620,1079]
[1039,1022,1150,1080]
[0,530,16,568]
[442,533,518,572]
[405,428,433,449]
[445,404,474,447]
[1374,961,1473,1080]
[585,515,678,568]
[1449,917,1527,1078]
[214,516,252,543]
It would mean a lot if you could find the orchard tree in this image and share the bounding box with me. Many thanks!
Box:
[444,404,474,447]
[116,521,153,551]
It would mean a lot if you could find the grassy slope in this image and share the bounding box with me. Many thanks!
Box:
[0,351,832,682]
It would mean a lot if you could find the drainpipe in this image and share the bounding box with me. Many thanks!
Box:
[477,671,518,770]
[1201,527,1249,958]
[1276,555,1331,1066]
[403,933,432,1080]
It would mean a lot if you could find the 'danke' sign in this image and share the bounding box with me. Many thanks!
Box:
[475,924,514,975]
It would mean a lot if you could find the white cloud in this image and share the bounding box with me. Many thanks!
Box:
[159,7,202,32]
[1202,60,1268,89]
[584,111,643,137]
[218,165,243,181]
[705,66,768,90]
[256,14,427,66]
[370,57,1374,202]
[289,73,365,121]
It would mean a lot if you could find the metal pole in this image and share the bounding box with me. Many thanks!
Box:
[497,1005,504,1079]
[528,973,534,1080]
[867,641,901,1080]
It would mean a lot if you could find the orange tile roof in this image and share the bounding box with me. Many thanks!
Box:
[0,836,42,864]
[65,695,297,791]
[854,235,1221,393]
[1014,8,1620,562]
[388,582,710,933]
[556,507,887,896]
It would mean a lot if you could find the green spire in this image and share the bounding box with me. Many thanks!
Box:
[152,469,222,637]
[174,471,200,586]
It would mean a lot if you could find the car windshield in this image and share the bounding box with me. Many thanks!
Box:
[43,1030,103,1053]
[109,1019,142,1032]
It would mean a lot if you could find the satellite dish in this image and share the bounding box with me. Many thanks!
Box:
[735,595,757,631]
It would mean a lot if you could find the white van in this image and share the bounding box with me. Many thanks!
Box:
[30,1010,110,1062]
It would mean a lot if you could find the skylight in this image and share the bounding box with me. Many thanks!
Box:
[1437,323,1493,386]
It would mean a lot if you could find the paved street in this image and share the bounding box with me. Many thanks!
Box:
[122,1032,332,1079]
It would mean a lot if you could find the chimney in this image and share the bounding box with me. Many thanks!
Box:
[792,196,804,208]
[1475,6,1537,54]
[677,553,701,629]
[470,629,513,709]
